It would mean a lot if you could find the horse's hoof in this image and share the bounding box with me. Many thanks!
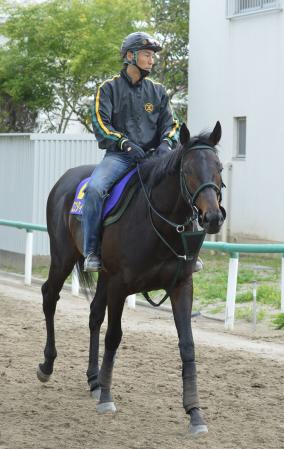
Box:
[36,365,50,383]
[189,424,208,437]
[90,387,101,400]
[96,401,117,414]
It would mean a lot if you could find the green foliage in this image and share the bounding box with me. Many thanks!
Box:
[0,92,38,132]
[0,0,189,131]
[272,313,284,329]
[236,285,280,308]
[0,0,150,131]
[150,0,189,122]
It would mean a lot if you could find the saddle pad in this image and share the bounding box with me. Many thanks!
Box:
[70,168,137,220]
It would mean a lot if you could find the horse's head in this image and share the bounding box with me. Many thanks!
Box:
[180,121,226,234]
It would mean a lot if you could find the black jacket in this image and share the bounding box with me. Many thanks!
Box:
[92,69,179,152]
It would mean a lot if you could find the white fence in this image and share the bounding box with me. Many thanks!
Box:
[0,133,102,256]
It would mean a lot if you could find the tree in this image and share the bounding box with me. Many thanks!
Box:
[0,92,38,132]
[0,0,150,132]
[150,0,189,122]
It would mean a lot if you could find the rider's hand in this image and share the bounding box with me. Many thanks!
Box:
[155,140,172,157]
[119,139,145,162]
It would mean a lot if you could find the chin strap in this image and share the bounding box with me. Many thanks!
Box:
[127,50,151,79]
[137,66,150,79]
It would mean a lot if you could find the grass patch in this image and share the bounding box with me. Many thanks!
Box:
[208,304,225,315]
[237,269,256,284]
[237,285,281,308]
[235,306,266,322]
[272,313,284,329]
[32,265,49,279]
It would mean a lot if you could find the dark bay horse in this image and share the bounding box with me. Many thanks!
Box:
[37,122,225,436]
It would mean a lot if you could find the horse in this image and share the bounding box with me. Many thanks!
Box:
[37,121,226,437]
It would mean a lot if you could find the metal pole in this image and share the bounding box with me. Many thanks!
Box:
[127,294,136,309]
[72,266,80,296]
[252,280,257,331]
[225,252,239,330]
[281,255,284,313]
[24,230,33,286]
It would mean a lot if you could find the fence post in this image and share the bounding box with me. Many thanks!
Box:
[281,254,284,313]
[225,252,239,330]
[72,266,80,296]
[24,230,33,286]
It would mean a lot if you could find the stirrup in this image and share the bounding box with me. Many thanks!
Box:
[193,257,203,273]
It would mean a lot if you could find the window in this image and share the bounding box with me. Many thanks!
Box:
[227,0,282,18]
[235,117,246,158]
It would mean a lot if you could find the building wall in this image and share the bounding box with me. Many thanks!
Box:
[0,134,102,257]
[189,0,284,242]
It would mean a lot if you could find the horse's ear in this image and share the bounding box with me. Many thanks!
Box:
[209,121,222,146]
[180,123,190,145]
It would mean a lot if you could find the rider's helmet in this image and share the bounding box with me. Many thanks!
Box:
[120,32,162,64]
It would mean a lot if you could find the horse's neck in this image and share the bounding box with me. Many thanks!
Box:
[150,172,189,225]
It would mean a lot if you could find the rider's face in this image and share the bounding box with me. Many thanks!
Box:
[128,49,155,71]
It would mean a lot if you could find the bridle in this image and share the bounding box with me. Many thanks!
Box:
[180,143,224,209]
[137,142,226,307]
[138,142,225,234]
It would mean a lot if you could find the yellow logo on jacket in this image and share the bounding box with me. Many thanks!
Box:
[145,103,154,112]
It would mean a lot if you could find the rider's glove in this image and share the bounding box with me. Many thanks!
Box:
[119,138,145,162]
[155,140,172,157]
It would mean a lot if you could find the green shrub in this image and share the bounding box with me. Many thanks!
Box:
[272,313,284,329]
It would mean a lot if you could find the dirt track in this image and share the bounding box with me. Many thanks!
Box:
[0,276,283,449]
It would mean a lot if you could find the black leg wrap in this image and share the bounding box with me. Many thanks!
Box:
[98,350,116,402]
[88,373,100,391]
[182,361,200,413]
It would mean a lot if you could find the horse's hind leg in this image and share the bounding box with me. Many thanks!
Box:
[87,272,108,399]
[96,280,126,414]
[37,250,78,383]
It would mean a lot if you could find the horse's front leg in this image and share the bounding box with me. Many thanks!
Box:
[170,277,208,437]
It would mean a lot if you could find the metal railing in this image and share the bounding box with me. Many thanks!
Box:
[1,219,284,329]
[227,0,282,18]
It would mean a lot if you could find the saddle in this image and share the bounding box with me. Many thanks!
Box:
[70,168,138,227]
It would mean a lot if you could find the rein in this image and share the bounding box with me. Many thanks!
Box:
[137,143,224,307]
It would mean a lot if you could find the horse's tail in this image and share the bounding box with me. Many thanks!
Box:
[75,256,96,302]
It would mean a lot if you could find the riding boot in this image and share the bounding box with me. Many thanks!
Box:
[82,186,105,271]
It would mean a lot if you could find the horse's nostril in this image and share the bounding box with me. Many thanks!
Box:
[203,212,209,224]
[218,210,225,225]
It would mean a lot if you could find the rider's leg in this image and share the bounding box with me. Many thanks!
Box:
[82,151,133,270]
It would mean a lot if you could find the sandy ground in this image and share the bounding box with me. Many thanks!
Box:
[0,274,283,449]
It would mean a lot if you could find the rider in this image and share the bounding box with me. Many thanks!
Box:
[83,31,179,271]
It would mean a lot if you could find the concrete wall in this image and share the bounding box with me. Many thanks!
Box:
[189,0,284,242]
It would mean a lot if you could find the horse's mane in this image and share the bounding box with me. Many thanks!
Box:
[140,132,215,189]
